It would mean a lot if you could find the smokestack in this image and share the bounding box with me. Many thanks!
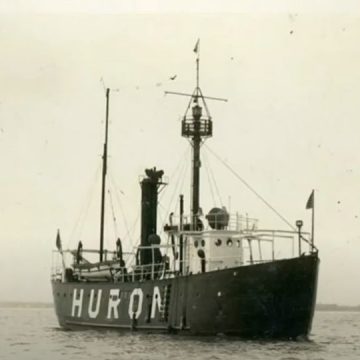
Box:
[140,167,164,265]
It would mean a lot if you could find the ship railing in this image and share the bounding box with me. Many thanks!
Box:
[132,244,175,281]
[127,263,167,282]
[51,244,177,282]
[138,174,169,186]
[164,212,259,232]
[182,117,212,138]
[50,248,136,281]
[70,248,135,263]
[174,228,312,275]
[225,213,259,231]
[238,229,312,264]
[178,227,311,256]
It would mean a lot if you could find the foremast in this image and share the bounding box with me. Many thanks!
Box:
[99,88,110,262]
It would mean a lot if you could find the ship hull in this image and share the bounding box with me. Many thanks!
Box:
[52,254,319,338]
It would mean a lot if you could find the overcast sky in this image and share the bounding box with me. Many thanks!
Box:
[0,1,359,305]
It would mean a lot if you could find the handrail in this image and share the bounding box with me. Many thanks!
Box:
[60,249,135,255]
[51,221,316,282]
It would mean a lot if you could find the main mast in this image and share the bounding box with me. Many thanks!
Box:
[181,43,213,230]
[99,88,110,262]
[166,40,227,230]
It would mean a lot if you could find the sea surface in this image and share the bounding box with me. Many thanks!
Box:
[0,307,359,360]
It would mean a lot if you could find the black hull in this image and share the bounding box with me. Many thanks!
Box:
[52,254,319,338]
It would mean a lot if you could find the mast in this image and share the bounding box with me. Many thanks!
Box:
[191,40,202,228]
[99,88,110,262]
[182,42,212,230]
[190,94,204,229]
[166,40,226,230]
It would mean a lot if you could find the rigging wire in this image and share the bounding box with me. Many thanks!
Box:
[182,88,197,117]
[157,144,190,231]
[203,149,225,207]
[159,145,191,203]
[107,189,119,242]
[178,151,190,206]
[108,171,134,251]
[158,146,190,233]
[108,169,141,267]
[67,162,102,249]
[204,144,297,232]
[204,150,224,207]
[155,144,190,238]
[203,153,217,206]
[127,211,141,251]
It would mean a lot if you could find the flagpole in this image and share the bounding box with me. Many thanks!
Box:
[196,54,199,89]
[56,229,66,280]
[194,39,200,90]
[305,189,315,252]
[311,189,315,250]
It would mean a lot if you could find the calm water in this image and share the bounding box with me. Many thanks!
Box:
[0,308,359,360]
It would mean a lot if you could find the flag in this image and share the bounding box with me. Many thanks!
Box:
[193,39,200,53]
[306,190,314,209]
[56,229,62,251]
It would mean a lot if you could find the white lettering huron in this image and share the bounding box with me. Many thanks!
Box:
[107,289,121,319]
[151,286,162,319]
[128,288,143,319]
[88,289,102,319]
[71,288,84,317]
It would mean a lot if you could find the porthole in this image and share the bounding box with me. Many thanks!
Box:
[227,239,233,247]
[201,239,205,247]
[236,240,241,247]
[215,239,222,246]
[194,240,199,248]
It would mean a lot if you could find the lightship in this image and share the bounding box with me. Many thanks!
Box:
[51,45,319,338]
